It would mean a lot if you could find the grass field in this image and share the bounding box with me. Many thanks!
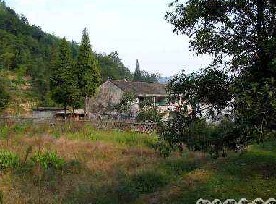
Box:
[0,122,276,203]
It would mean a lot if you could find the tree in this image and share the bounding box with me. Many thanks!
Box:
[164,0,276,151]
[133,59,160,83]
[166,0,276,71]
[168,68,232,119]
[96,51,132,81]
[50,37,79,117]
[161,68,234,156]
[115,92,135,116]
[140,70,160,83]
[133,59,142,81]
[75,28,101,116]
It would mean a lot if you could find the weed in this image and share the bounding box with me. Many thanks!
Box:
[117,169,169,199]
[0,190,3,204]
[0,150,19,170]
[23,145,32,163]
[30,151,65,170]
[162,158,200,176]
[64,159,82,174]
[0,125,9,140]
[153,139,173,157]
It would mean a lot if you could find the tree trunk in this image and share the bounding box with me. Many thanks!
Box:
[84,96,88,118]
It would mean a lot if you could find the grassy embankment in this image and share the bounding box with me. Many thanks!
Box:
[0,122,276,203]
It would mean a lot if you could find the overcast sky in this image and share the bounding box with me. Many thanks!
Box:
[7,0,211,76]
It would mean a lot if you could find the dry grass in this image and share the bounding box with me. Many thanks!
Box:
[1,122,276,204]
[0,122,165,203]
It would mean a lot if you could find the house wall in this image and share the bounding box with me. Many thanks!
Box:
[88,81,124,113]
[32,110,55,119]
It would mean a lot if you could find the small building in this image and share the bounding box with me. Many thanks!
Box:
[88,80,169,115]
[33,107,85,120]
[32,107,66,119]
[55,109,85,120]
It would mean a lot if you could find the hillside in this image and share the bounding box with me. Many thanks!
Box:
[0,0,133,112]
[0,70,38,116]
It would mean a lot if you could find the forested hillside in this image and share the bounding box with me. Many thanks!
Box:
[0,0,133,111]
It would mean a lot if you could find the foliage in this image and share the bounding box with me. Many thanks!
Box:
[75,28,101,115]
[133,59,142,81]
[133,59,160,83]
[0,150,19,170]
[168,67,232,120]
[0,2,132,109]
[96,51,132,81]
[0,125,9,140]
[30,151,65,170]
[153,139,174,157]
[0,2,60,105]
[50,38,79,112]
[136,106,163,123]
[233,68,276,144]
[164,0,276,152]
[160,67,234,156]
[129,170,169,194]
[158,108,239,157]
[166,0,276,70]
[116,92,136,115]
[0,77,9,111]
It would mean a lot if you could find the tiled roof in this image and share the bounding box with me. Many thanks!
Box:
[110,80,168,96]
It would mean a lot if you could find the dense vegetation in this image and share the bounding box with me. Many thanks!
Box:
[0,1,136,110]
[161,0,276,156]
[133,59,160,83]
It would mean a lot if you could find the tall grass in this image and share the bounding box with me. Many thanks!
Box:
[0,122,276,203]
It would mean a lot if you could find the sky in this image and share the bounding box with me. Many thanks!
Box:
[7,0,211,77]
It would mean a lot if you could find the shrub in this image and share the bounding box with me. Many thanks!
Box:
[153,139,173,158]
[136,107,163,123]
[115,169,169,203]
[158,111,241,158]
[0,125,9,140]
[0,150,19,170]
[30,151,65,170]
[130,170,169,194]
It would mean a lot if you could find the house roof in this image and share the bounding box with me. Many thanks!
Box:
[110,80,168,97]
[33,107,66,112]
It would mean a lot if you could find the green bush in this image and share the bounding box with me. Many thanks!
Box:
[136,107,163,123]
[153,139,173,158]
[0,126,9,140]
[159,112,240,158]
[0,150,19,170]
[30,151,65,170]
[130,170,169,194]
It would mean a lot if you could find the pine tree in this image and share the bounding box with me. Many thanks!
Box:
[75,28,101,116]
[50,37,79,118]
[133,59,142,81]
